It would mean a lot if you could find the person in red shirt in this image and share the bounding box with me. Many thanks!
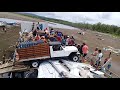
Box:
[82,42,89,63]
[70,38,75,46]
[56,36,62,42]
[104,52,111,64]
[35,34,41,41]
[90,47,98,66]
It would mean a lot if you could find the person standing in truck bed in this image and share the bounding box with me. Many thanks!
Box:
[33,29,37,37]
[32,22,35,31]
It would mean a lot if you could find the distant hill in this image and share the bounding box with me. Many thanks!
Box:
[15,12,120,37]
[15,12,74,25]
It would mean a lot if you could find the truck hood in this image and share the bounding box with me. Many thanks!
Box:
[63,46,78,52]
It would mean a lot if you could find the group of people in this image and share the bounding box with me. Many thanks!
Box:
[77,43,112,71]
[23,26,76,46]
[90,48,103,70]
[77,42,89,63]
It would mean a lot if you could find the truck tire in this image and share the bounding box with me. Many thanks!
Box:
[70,54,79,62]
[31,61,39,68]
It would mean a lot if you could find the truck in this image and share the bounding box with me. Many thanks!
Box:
[15,41,80,68]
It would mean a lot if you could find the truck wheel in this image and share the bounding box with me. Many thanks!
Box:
[70,54,79,62]
[31,61,39,68]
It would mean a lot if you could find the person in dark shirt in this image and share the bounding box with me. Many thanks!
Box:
[32,23,35,31]
[33,30,37,37]
[80,44,84,56]
[61,36,66,46]
[49,36,57,42]
[77,44,81,52]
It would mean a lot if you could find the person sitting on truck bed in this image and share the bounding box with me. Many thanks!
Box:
[50,29,55,35]
[44,33,49,40]
[35,34,41,41]
[55,35,62,42]
[69,37,75,46]
[61,36,66,46]
[33,30,37,37]
[41,36,47,43]
[57,31,63,37]
[66,36,70,46]
[49,36,57,42]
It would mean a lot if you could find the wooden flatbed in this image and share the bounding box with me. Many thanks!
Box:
[0,61,32,74]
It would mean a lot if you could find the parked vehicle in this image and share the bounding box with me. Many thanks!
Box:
[15,41,80,68]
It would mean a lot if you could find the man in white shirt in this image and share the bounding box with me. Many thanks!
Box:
[95,50,103,70]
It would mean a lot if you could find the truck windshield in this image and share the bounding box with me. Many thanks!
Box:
[53,45,63,51]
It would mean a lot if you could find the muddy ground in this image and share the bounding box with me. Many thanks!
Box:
[0,26,20,61]
[0,26,120,77]
[54,28,120,77]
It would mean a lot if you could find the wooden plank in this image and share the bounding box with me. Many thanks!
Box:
[34,52,41,54]
[0,66,30,74]
[34,48,49,50]
[19,54,27,56]
[17,49,27,52]
[34,51,49,53]
[19,57,28,59]
[18,56,50,62]
[19,54,28,56]
[27,50,34,52]
[27,53,34,55]
[0,62,14,69]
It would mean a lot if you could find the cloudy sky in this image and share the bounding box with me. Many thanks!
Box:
[28,12,120,26]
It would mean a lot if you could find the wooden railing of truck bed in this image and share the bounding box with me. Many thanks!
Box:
[16,43,50,62]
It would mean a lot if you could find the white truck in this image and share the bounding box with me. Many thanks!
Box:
[16,41,80,68]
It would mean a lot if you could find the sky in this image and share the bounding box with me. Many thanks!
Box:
[28,12,120,27]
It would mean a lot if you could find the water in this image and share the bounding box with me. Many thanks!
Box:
[47,21,79,30]
[0,18,79,30]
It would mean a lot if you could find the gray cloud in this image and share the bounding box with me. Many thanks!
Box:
[29,12,120,26]
[97,12,112,20]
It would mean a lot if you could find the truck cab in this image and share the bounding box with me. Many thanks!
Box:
[49,42,80,62]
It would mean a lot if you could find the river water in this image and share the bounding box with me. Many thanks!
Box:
[0,18,79,30]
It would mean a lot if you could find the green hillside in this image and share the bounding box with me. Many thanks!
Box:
[15,12,120,37]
